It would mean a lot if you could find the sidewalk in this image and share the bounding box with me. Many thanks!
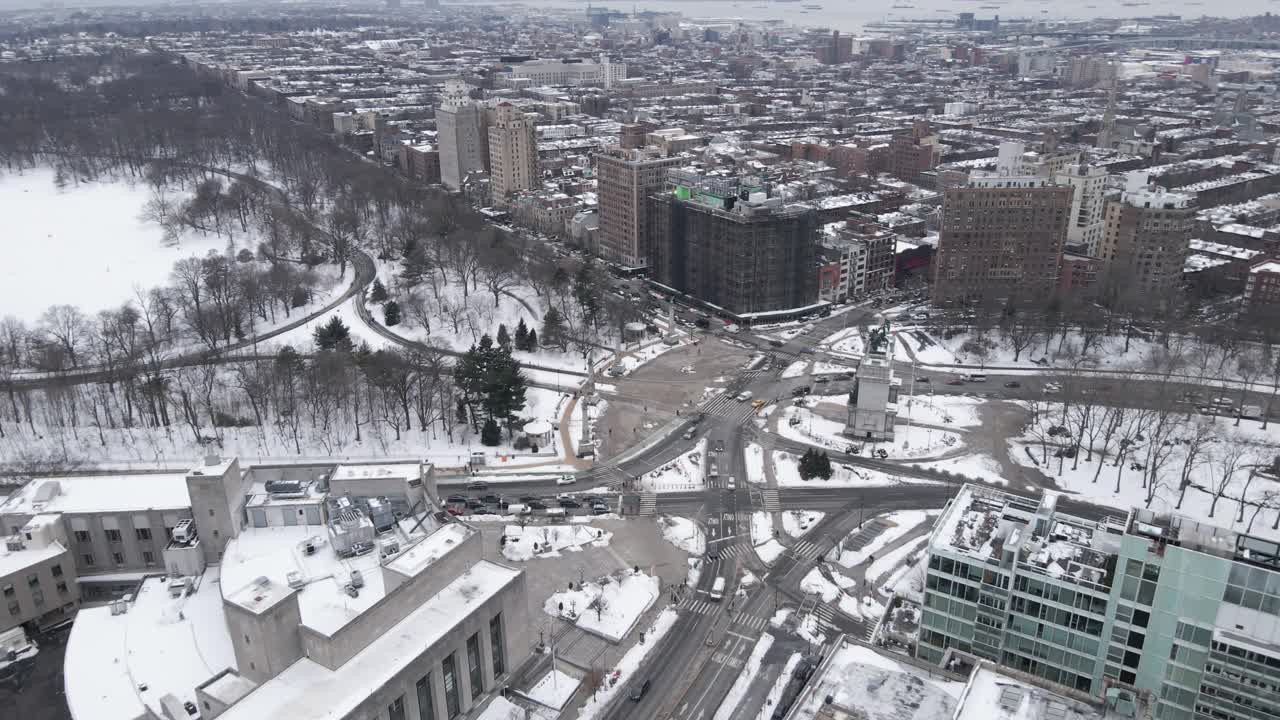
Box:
[826,517,934,596]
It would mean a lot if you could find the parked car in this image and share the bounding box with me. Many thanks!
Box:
[527,500,549,510]
[558,498,582,509]
[629,679,652,702]
[713,439,725,452]
[791,385,811,397]
[480,494,503,505]
[518,495,539,504]
[466,480,489,490]
[445,494,468,505]
[464,498,485,510]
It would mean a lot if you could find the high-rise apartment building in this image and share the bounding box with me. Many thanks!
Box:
[1056,162,1110,256]
[595,146,684,269]
[886,120,941,183]
[920,483,1280,720]
[1099,172,1195,305]
[648,170,818,317]
[487,102,539,202]
[931,171,1071,305]
[436,80,488,191]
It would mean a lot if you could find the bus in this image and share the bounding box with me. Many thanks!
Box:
[709,577,726,601]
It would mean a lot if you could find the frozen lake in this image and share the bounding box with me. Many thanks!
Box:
[0,167,225,323]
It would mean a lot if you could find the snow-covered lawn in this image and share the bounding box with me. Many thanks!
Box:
[779,405,964,460]
[776,406,851,451]
[881,550,929,603]
[914,454,1009,485]
[543,571,660,642]
[800,567,842,603]
[713,633,775,720]
[643,439,707,492]
[744,443,766,485]
[658,516,706,555]
[755,653,804,720]
[781,360,810,378]
[895,329,957,365]
[782,511,825,538]
[1,168,233,322]
[820,326,865,358]
[754,539,786,565]
[773,450,934,489]
[897,395,985,429]
[502,524,611,562]
[577,607,679,720]
[836,510,935,569]
[520,669,580,711]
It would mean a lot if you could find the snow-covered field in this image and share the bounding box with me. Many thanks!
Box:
[543,571,660,642]
[836,510,936,569]
[643,439,707,492]
[576,607,679,720]
[0,168,232,322]
[773,450,935,489]
[502,524,612,562]
[782,511,825,538]
[658,516,705,555]
[897,395,985,429]
[713,633,775,720]
[781,360,809,378]
[820,326,865,358]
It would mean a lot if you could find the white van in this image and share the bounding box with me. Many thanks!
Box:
[736,391,753,402]
[709,577,726,601]
[506,504,530,516]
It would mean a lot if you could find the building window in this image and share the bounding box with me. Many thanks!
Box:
[490,614,505,677]
[83,554,95,567]
[388,695,405,720]
[31,589,44,608]
[73,531,90,543]
[105,529,122,543]
[467,632,483,699]
[51,565,63,578]
[415,675,434,720]
[143,551,155,566]
[6,601,18,617]
[1,585,12,598]
[56,581,68,595]
[112,552,124,566]
[27,574,39,587]
[442,653,460,718]
[136,528,152,542]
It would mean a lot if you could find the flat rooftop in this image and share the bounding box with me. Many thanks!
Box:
[384,523,473,578]
[64,568,236,720]
[0,473,192,516]
[216,561,520,720]
[330,461,424,482]
[788,639,965,720]
[0,540,66,578]
[956,666,1104,720]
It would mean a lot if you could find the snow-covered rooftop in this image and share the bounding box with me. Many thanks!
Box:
[384,522,472,578]
[955,666,1105,720]
[65,568,236,720]
[0,538,65,577]
[216,561,520,720]
[0,473,192,516]
[330,461,424,482]
[788,639,964,720]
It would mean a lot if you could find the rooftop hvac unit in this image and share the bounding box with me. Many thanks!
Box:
[172,519,196,544]
[349,570,364,589]
[5,537,24,552]
[265,480,307,498]
[287,571,305,590]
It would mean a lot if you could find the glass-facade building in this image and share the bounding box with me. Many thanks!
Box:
[919,484,1280,720]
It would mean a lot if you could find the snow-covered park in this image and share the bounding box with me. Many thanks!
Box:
[543,570,661,642]
[501,524,612,562]
[643,439,707,492]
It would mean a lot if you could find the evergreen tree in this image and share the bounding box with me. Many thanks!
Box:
[514,318,529,351]
[496,323,511,349]
[798,448,815,480]
[526,327,538,349]
[383,300,401,326]
[481,417,502,446]
[400,241,430,287]
[369,278,389,304]
[314,315,353,352]
[542,307,567,350]
[817,451,833,480]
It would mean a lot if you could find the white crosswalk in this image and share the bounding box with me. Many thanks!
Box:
[684,598,718,614]
[812,604,839,633]
[717,543,748,559]
[699,394,760,423]
[734,613,769,632]
[638,491,657,516]
[760,489,780,511]
[789,540,823,561]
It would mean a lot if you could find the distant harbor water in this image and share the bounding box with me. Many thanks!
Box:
[508,0,1266,33]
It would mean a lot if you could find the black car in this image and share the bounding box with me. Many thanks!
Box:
[466,480,489,490]
[791,386,811,397]
[814,376,829,384]
[519,495,539,504]
[1004,381,1021,389]
[464,498,485,510]
[629,679,652,701]
[916,376,931,383]
[445,494,468,504]
[480,494,503,505]
[528,500,549,510]
[769,339,784,347]
[558,498,582,508]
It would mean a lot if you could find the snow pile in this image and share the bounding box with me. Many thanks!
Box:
[769,608,793,628]
[740,571,759,588]
[658,516,706,555]
[797,613,827,646]
[812,361,853,375]
[712,633,775,720]
[800,568,841,603]
[643,438,707,492]
[754,539,786,565]
[836,510,935,568]
[576,608,679,720]
[744,443,766,485]
[543,571,660,642]
[502,524,611,562]
[474,697,528,720]
[782,511,825,538]
[866,537,930,588]
[520,669,580,711]
[750,512,775,545]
